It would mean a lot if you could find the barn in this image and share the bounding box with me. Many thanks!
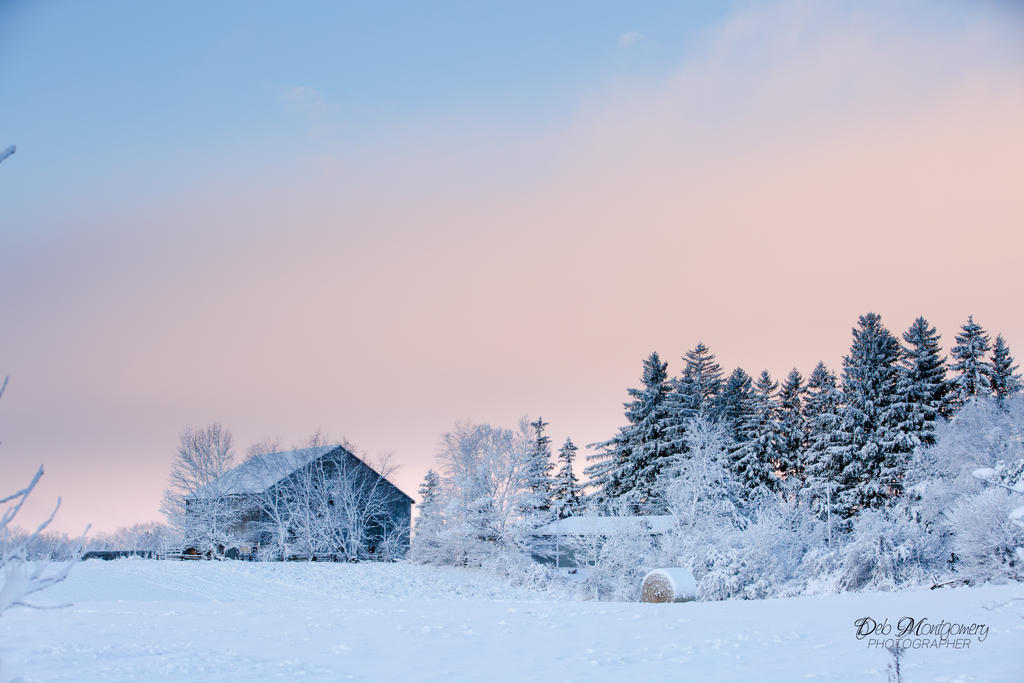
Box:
[185,444,413,561]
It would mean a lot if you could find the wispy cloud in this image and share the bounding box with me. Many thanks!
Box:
[281,85,328,117]
[617,31,643,48]
[280,85,338,139]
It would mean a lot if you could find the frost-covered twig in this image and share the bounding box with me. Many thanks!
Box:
[0,467,88,614]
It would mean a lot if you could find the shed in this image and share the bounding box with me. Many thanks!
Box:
[531,515,676,568]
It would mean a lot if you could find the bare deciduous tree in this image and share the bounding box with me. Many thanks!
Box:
[160,423,237,554]
[243,432,408,561]
[257,441,406,561]
[245,436,283,463]
[415,419,538,566]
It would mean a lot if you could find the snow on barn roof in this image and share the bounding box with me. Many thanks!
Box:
[191,445,340,498]
[534,515,676,536]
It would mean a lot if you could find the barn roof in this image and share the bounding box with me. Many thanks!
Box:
[533,514,676,536]
[190,445,413,501]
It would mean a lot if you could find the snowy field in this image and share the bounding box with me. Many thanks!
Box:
[1,560,1022,682]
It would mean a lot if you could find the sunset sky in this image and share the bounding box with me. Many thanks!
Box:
[2,0,1022,533]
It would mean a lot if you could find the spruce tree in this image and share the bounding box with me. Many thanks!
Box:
[585,352,676,508]
[834,313,902,515]
[990,334,1022,402]
[411,470,444,562]
[730,370,781,493]
[776,369,806,482]
[714,367,755,444]
[949,315,992,410]
[892,316,949,449]
[672,342,723,419]
[552,437,583,519]
[801,362,843,515]
[522,416,555,514]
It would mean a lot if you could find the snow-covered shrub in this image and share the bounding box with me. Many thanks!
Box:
[693,490,826,600]
[948,487,1023,581]
[833,504,943,591]
[478,548,566,594]
[898,395,1024,583]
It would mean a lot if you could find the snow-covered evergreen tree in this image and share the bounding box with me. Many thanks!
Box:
[410,469,444,562]
[552,437,583,519]
[521,416,555,515]
[834,313,903,516]
[714,367,755,444]
[672,342,723,420]
[801,362,843,515]
[729,370,781,493]
[585,352,677,509]
[892,316,949,450]
[776,369,806,483]
[949,315,992,410]
[990,334,1022,402]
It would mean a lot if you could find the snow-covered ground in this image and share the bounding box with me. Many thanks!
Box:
[1,560,1021,682]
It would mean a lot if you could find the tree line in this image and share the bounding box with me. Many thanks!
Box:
[412,313,1023,598]
[586,313,1019,519]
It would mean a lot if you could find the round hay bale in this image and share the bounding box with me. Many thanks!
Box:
[642,568,696,603]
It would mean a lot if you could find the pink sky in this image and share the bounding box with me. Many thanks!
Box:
[2,1,1023,533]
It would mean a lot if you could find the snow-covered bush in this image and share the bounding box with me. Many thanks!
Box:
[687,488,826,600]
[567,513,660,602]
[832,504,943,591]
[948,487,1023,581]
[899,395,1024,582]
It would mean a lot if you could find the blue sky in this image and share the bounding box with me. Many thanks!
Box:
[1,1,735,226]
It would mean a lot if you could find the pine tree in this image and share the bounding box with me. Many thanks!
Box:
[730,370,781,493]
[801,362,843,515]
[949,315,992,410]
[834,313,902,515]
[552,437,583,519]
[776,369,806,482]
[892,316,949,450]
[714,367,755,444]
[522,416,555,514]
[990,334,1022,402]
[585,352,677,508]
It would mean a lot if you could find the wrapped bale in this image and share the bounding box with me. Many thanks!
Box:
[641,568,697,603]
